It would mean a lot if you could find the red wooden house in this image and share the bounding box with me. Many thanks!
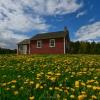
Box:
[17,27,70,54]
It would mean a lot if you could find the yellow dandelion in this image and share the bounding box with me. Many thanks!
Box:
[81,91,86,95]
[64,89,69,94]
[87,80,95,84]
[36,77,40,80]
[55,73,61,76]
[59,88,63,92]
[55,87,59,90]
[20,86,24,90]
[56,94,60,98]
[47,71,53,75]
[11,80,17,83]
[49,87,53,90]
[83,94,87,98]
[93,86,97,90]
[11,85,16,89]
[87,85,92,88]
[40,85,43,89]
[81,92,87,98]
[2,83,7,87]
[29,96,35,100]
[94,81,99,85]
[75,81,79,88]
[70,95,75,99]
[93,86,100,90]
[92,95,97,99]
[71,88,75,92]
[50,77,56,82]
[81,82,86,86]
[13,91,19,95]
[96,86,100,90]
[26,79,30,82]
[30,81,34,85]
[94,77,98,79]
[5,88,10,91]
[36,83,40,89]
[24,81,28,84]
[78,95,85,100]
[7,82,11,85]
[37,73,41,77]
[17,75,21,78]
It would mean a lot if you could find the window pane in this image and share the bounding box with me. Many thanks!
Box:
[50,39,55,47]
[37,41,42,48]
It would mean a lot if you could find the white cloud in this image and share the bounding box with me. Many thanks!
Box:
[0,0,82,49]
[76,11,86,18]
[21,0,82,15]
[76,22,100,41]
[0,0,49,32]
[0,30,29,49]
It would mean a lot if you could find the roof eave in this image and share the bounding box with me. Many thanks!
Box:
[31,36,66,40]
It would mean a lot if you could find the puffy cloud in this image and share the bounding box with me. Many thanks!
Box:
[76,22,100,41]
[0,0,82,48]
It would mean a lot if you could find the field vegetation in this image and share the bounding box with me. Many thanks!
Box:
[0,55,100,100]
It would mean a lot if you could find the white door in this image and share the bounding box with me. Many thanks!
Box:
[23,45,27,54]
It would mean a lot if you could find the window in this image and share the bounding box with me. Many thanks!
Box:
[19,45,23,50]
[49,39,55,47]
[37,40,42,48]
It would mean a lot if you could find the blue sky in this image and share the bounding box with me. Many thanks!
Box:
[0,0,100,49]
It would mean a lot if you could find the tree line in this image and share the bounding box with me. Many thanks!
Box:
[0,41,100,54]
[68,41,100,54]
[0,48,16,54]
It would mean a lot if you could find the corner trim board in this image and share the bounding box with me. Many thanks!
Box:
[64,37,66,54]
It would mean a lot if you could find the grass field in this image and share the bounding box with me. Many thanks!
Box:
[0,55,100,100]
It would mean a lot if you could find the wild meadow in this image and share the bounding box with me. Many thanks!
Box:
[0,55,100,100]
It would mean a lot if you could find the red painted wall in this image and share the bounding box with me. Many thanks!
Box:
[30,38,64,54]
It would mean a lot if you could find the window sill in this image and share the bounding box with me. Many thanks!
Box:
[49,46,55,48]
[36,47,42,48]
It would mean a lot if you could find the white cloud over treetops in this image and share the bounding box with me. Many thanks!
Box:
[0,0,82,49]
[76,22,100,41]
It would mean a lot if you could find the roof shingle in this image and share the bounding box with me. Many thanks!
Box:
[18,28,70,44]
[31,31,67,40]
[17,39,30,45]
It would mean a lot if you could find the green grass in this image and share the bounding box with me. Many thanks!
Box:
[0,54,100,100]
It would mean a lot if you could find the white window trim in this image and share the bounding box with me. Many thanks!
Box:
[49,39,55,47]
[37,40,42,48]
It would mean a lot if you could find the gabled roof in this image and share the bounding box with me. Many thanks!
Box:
[31,31,67,40]
[17,39,30,45]
[18,27,70,44]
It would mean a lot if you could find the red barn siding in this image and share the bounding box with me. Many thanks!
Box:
[30,38,64,54]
